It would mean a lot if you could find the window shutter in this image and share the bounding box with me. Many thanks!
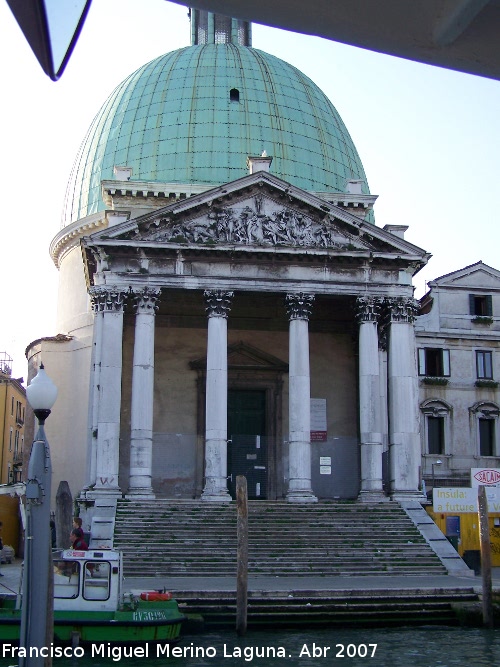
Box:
[469,294,476,315]
[486,295,493,316]
[418,348,426,375]
[442,349,450,376]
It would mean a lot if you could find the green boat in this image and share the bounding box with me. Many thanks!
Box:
[0,548,184,645]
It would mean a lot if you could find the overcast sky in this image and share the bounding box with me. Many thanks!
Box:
[1,0,500,379]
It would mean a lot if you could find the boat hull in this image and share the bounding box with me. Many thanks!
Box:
[0,600,184,644]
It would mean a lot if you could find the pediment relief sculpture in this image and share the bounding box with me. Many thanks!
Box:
[136,200,366,251]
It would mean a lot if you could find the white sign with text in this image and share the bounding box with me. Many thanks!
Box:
[433,487,500,513]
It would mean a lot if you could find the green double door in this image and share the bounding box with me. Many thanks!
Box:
[227,389,267,499]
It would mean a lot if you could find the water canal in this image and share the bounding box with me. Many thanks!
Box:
[1,627,498,667]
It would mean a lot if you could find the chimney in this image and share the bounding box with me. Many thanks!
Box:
[247,151,273,174]
[346,179,363,194]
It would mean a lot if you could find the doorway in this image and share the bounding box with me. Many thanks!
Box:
[227,389,267,499]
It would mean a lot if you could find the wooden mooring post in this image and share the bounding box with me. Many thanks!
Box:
[478,485,494,628]
[236,475,248,636]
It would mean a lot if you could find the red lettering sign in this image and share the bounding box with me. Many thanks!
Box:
[473,469,500,485]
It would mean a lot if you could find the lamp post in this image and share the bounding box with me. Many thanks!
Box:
[431,458,443,491]
[19,364,58,667]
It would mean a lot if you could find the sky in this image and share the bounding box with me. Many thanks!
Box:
[1,0,500,380]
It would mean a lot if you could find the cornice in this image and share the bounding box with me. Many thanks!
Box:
[50,211,110,268]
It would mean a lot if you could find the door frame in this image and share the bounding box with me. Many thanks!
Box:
[191,342,288,499]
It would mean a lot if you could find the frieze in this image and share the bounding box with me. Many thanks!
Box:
[141,203,361,250]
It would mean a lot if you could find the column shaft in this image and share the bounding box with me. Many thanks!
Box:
[387,297,421,499]
[202,290,233,502]
[356,296,385,500]
[94,288,127,494]
[285,293,317,503]
[128,288,160,497]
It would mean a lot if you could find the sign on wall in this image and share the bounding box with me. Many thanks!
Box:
[471,468,500,487]
[433,487,500,513]
[311,398,327,442]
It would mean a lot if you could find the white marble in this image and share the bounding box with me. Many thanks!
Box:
[286,296,317,503]
[128,289,160,497]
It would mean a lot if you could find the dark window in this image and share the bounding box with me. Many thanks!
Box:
[428,416,445,454]
[469,294,492,316]
[476,351,493,379]
[479,418,495,456]
[418,348,450,376]
[230,88,240,102]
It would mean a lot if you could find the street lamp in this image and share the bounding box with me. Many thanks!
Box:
[19,364,58,667]
[432,458,443,490]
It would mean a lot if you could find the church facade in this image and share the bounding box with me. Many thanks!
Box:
[27,10,440,513]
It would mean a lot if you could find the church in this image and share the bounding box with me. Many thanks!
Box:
[28,9,444,516]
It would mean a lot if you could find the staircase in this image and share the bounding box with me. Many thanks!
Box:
[173,588,480,629]
[114,500,448,578]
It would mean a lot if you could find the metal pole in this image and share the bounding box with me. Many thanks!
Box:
[19,422,52,667]
[236,475,248,636]
[478,485,494,628]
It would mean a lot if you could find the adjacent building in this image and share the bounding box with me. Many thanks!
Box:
[0,352,25,551]
[417,261,500,487]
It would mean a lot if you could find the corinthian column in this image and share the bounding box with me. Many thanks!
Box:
[202,289,233,502]
[285,293,317,503]
[128,287,161,498]
[386,297,421,500]
[87,287,106,489]
[356,296,385,501]
[94,286,128,495]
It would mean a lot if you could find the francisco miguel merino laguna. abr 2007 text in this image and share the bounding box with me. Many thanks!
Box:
[3,642,378,661]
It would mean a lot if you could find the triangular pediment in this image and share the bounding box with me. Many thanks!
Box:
[430,262,500,290]
[190,341,288,372]
[90,172,427,259]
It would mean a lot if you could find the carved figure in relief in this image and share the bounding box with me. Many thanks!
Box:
[146,203,355,250]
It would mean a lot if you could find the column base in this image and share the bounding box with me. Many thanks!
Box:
[201,491,232,502]
[358,490,389,503]
[84,488,122,501]
[286,490,318,503]
[390,490,426,503]
[125,488,155,499]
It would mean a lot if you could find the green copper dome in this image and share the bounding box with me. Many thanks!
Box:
[63,43,370,226]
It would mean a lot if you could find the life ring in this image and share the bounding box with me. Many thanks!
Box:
[140,591,173,601]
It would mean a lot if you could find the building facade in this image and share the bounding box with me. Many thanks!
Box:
[27,10,434,512]
[0,352,25,551]
[417,261,500,488]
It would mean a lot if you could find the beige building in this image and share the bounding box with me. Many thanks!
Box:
[417,261,500,489]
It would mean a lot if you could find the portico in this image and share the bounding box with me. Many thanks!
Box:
[80,171,429,503]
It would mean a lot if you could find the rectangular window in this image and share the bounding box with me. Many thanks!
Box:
[470,294,493,316]
[427,416,445,454]
[479,418,495,456]
[476,351,493,379]
[418,348,450,377]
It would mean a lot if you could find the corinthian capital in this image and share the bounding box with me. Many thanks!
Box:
[204,290,234,318]
[89,286,128,313]
[355,296,381,324]
[385,296,419,323]
[132,287,161,314]
[285,293,315,321]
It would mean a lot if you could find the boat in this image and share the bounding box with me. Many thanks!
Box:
[0,548,184,645]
